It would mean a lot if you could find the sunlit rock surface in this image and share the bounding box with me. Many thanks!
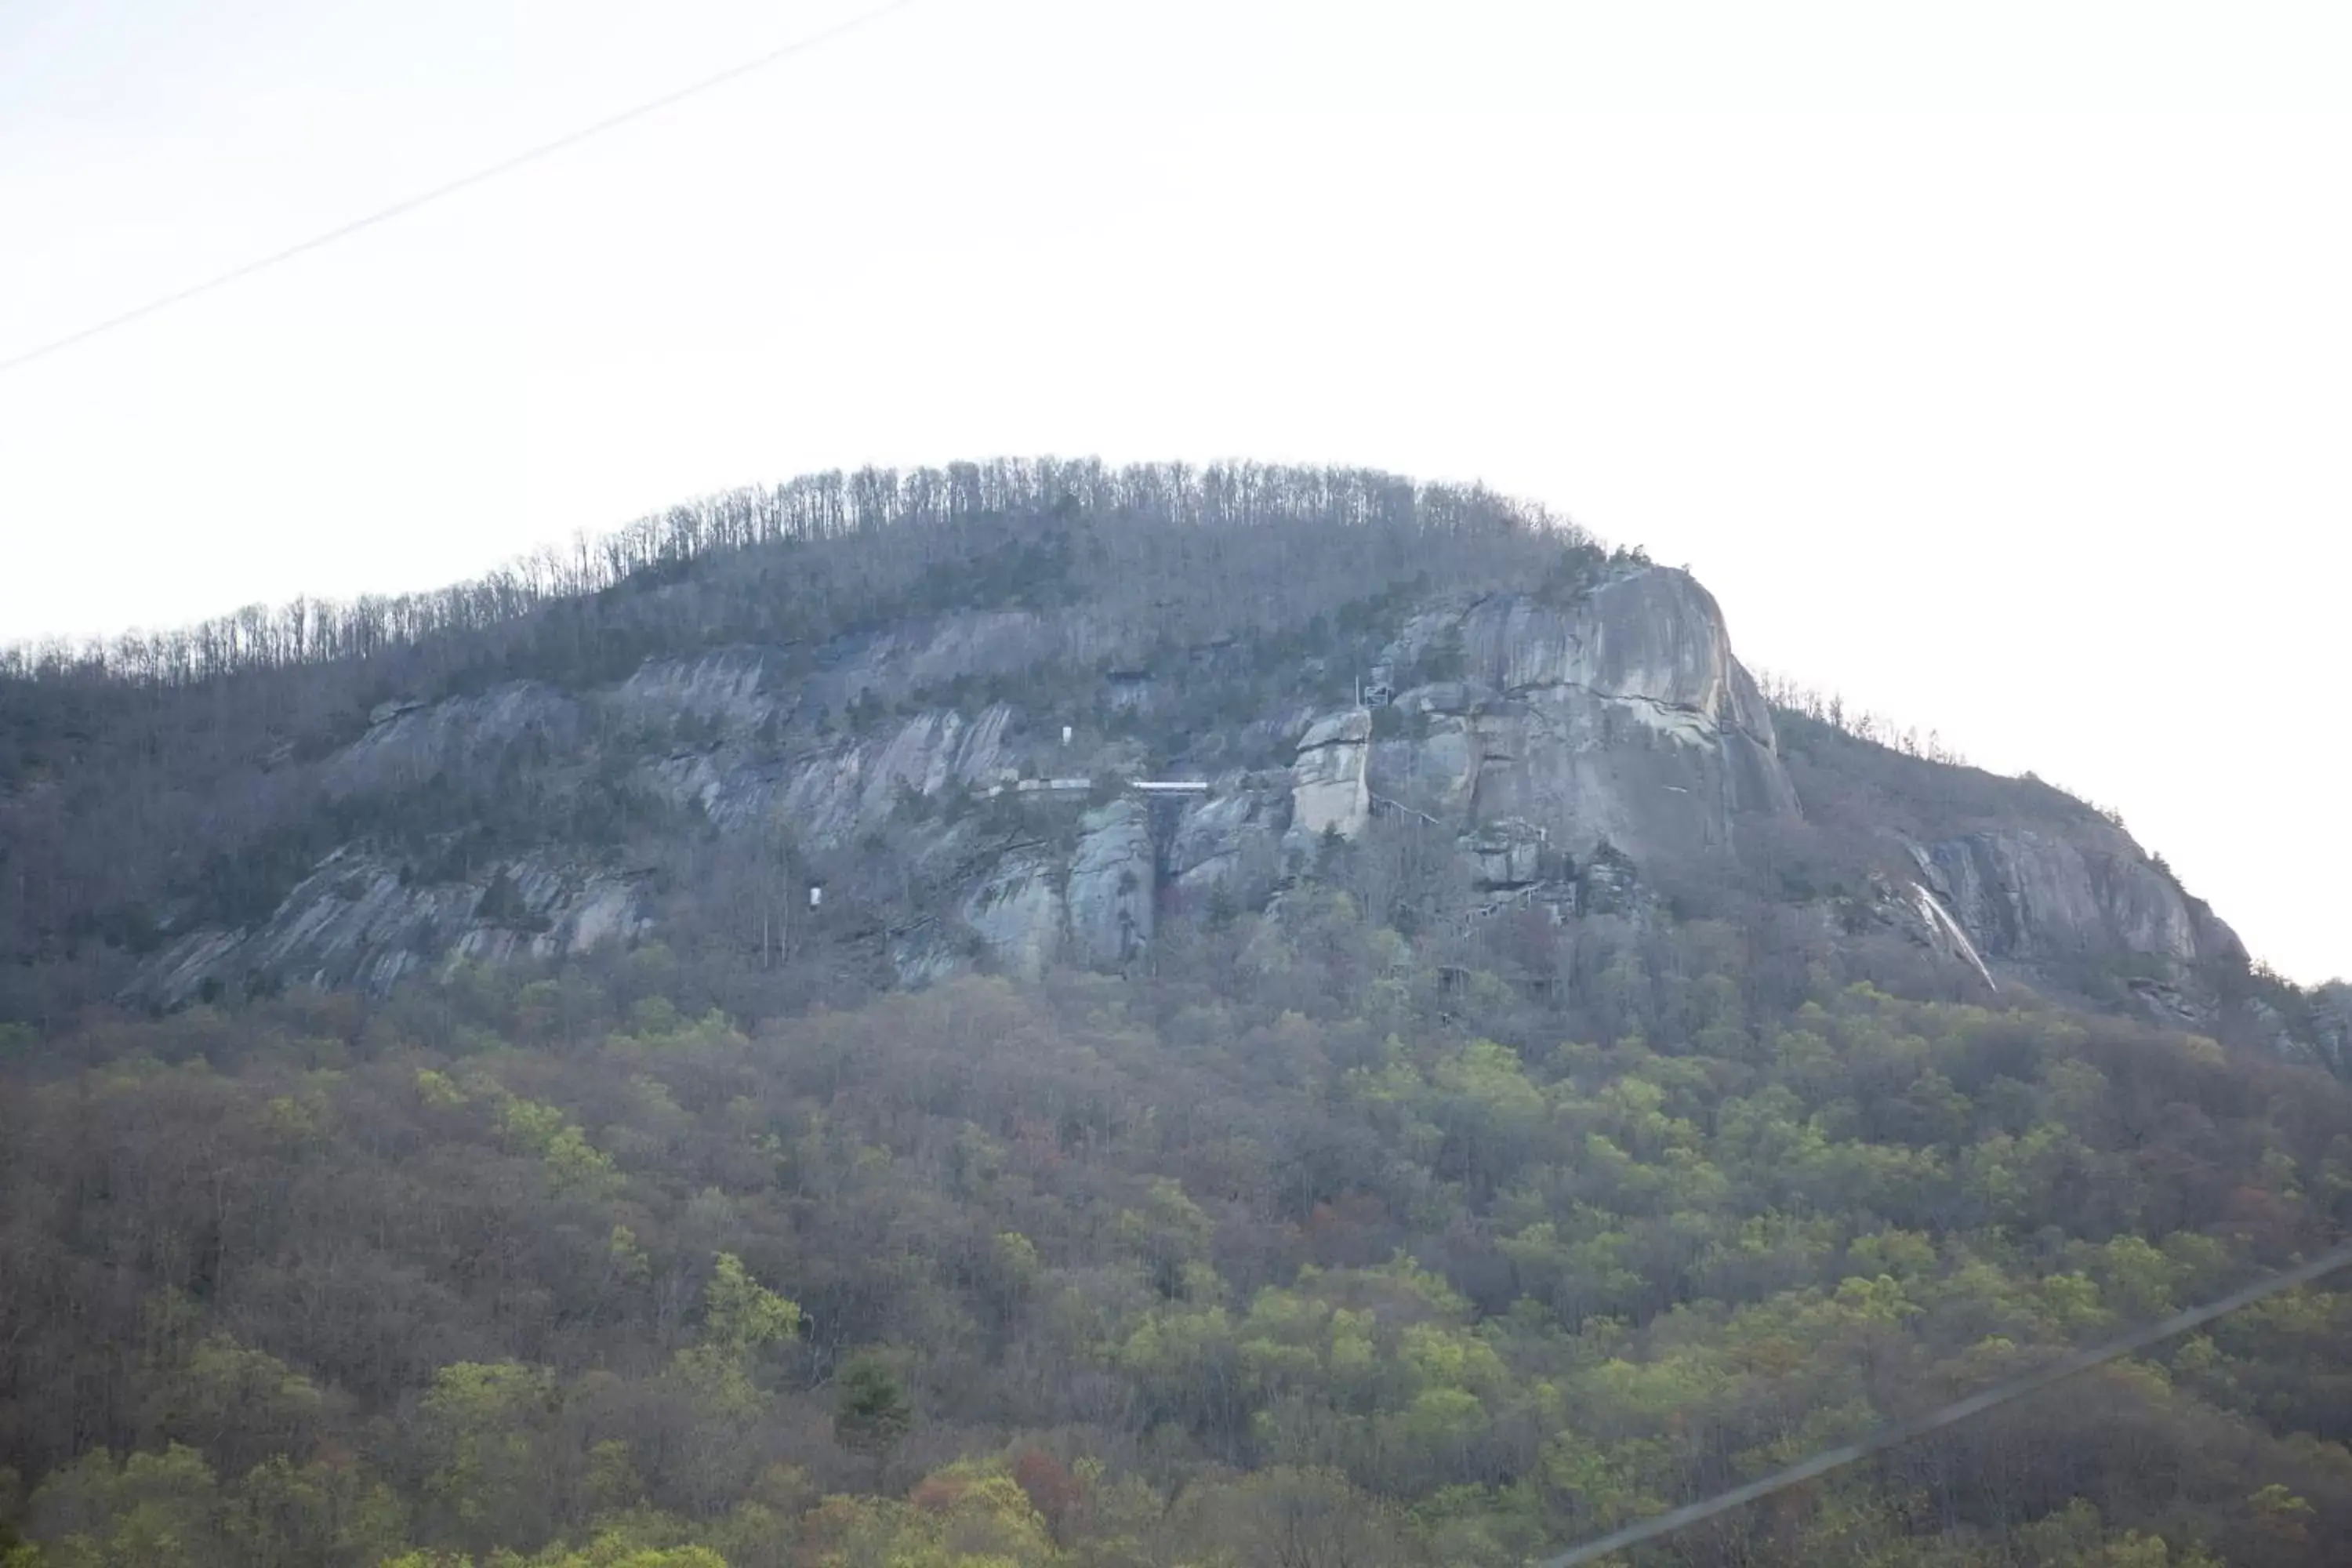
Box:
[1290,710,1373,843]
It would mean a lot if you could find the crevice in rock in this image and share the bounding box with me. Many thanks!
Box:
[1478,677,1778,751]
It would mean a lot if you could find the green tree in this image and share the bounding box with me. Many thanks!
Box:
[22,1445,228,1568]
[225,1454,407,1568]
[833,1354,913,1459]
[416,1362,563,1552]
[673,1254,801,1417]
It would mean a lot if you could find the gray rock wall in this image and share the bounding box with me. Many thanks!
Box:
[1342,568,1802,869]
[1907,831,2238,971]
[130,561,2267,1031]
[1290,710,1373,843]
[137,849,647,1007]
[1067,800,1156,966]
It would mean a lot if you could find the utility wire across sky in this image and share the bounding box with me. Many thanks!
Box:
[0,0,927,378]
[1534,1236,2352,1567]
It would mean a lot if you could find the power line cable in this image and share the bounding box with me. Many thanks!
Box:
[1534,1236,2352,1567]
[0,0,926,377]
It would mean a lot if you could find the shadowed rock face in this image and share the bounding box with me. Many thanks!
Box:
[1167,788,1283,902]
[2310,985,2352,1076]
[136,850,647,1007]
[1067,800,1156,966]
[895,800,1157,983]
[615,652,783,730]
[1464,818,1549,890]
[934,851,1062,984]
[1907,831,2243,972]
[329,683,581,797]
[128,565,2276,1036]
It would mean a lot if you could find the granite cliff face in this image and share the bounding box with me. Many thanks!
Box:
[1907,830,2242,974]
[1289,710,1374,842]
[120,564,2293,1044]
[1364,572,1799,862]
[140,849,648,1006]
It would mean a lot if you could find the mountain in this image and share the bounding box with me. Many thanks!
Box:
[0,459,2331,1065]
[2,460,2349,1568]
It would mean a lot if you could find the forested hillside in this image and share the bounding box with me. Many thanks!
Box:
[2,460,2348,1566]
[5,910,2350,1566]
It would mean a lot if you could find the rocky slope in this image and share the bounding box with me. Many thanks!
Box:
[108,556,2296,1061]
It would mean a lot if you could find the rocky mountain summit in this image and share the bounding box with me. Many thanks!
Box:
[0,459,2329,1067]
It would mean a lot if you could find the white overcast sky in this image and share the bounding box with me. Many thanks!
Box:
[1,1,2346,984]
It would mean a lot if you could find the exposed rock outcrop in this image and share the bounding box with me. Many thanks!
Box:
[127,559,2277,1046]
[129,566,1823,1004]
[1290,710,1372,843]
[645,702,1020,837]
[1067,800,1156,966]
[1348,568,1801,869]
[137,849,646,1007]
[1463,818,1550,891]
[1905,831,2243,974]
[1574,840,1644,919]
[1454,571,1780,745]
[899,800,1158,982]
[1849,871,1999,992]
[1167,785,1283,901]
[944,849,1064,983]
[615,651,787,730]
[330,683,580,796]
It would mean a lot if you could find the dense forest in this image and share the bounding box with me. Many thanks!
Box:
[4,460,2348,1564]
[0,460,1596,693]
[5,858,2351,1566]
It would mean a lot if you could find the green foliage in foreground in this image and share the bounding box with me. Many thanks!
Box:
[2,898,2350,1566]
